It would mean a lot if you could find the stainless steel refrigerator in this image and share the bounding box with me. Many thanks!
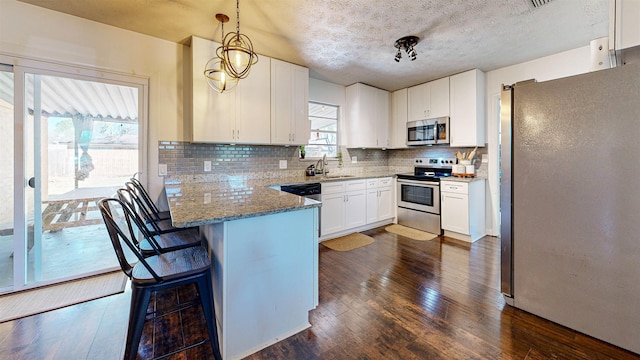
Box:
[500,61,640,355]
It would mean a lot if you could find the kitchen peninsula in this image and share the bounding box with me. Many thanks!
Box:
[165,177,320,360]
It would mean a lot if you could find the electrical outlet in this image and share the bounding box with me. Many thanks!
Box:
[158,163,167,176]
[352,156,357,164]
[204,192,211,204]
[204,160,212,172]
[481,154,489,163]
[279,160,287,169]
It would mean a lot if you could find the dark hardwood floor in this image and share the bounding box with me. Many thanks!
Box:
[0,226,638,359]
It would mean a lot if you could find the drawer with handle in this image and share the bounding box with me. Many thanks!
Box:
[440,181,468,194]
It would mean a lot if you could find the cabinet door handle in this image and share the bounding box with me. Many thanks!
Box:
[237,129,239,139]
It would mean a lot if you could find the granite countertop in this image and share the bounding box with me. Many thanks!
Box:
[440,176,486,183]
[165,171,398,227]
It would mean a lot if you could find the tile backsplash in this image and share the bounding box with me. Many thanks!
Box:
[158,141,488,179]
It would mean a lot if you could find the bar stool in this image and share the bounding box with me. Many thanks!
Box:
[116,189,201,256]
[99,198,222,360]
[118,187,177,234]
[129,177,172,222]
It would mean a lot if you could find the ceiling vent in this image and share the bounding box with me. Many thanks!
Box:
[530,0,552,8]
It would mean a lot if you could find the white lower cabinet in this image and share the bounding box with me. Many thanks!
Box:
[366,177,394,224]
[378,184,394,220]
[320,180,366,236]
[321,177,394,239]
[320,192,346,235]
[440,179,485,242]
[344,189,366,228]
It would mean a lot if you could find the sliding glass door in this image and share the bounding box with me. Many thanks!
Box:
[0,65,14,292]
[1,60,147,293]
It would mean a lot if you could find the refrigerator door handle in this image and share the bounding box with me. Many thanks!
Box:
[500,84,514,301]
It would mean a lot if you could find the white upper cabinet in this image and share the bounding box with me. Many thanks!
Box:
[407,77,449,121]
[191,36,270,144]
[610,0,640,51]
[407,82,428,121]
[345,83,391,148]
[235,60,271,143]
[429,77,450,118]
[390,88,408,149]
[271,59,310,145]
[449,69,485,147]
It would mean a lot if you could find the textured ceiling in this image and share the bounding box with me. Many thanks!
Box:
[18,0,609,91]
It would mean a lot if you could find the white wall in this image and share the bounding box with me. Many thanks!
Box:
[309,78,347,146]
[484,46,592,236]
[0,0,184,200]
[0,0,603,231]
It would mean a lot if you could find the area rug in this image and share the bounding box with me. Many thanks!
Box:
[0,271,127,323]
[322,233,374,251]
[385,224,438,241]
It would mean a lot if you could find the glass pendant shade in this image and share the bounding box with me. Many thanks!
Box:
[219,32,258,79]
[204,56,238,93]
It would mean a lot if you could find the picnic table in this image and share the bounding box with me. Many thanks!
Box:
[42,186,119,232]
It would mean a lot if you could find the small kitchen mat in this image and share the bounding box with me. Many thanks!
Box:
[0,271,127,323]
[321,233,374,251]
[385,224,437,241]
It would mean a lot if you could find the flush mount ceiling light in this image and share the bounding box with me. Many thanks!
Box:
[204,13,238,93]
[394,36,419,62]
[218,0,258,79]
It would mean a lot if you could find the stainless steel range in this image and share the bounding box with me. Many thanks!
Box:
[396,158,455,234]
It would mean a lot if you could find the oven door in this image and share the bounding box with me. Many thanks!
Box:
[397,179,440,214]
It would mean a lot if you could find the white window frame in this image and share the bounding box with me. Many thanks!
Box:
[306,101,339,159]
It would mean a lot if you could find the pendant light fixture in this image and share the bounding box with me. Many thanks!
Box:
[204,13,239,93]
[218,0,258,79]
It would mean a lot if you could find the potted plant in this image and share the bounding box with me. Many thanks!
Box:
[299,145,306,159]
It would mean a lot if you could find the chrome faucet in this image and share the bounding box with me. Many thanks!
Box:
[316,154,329,175]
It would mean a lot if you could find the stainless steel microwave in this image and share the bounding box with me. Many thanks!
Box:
[407,117,450,145]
